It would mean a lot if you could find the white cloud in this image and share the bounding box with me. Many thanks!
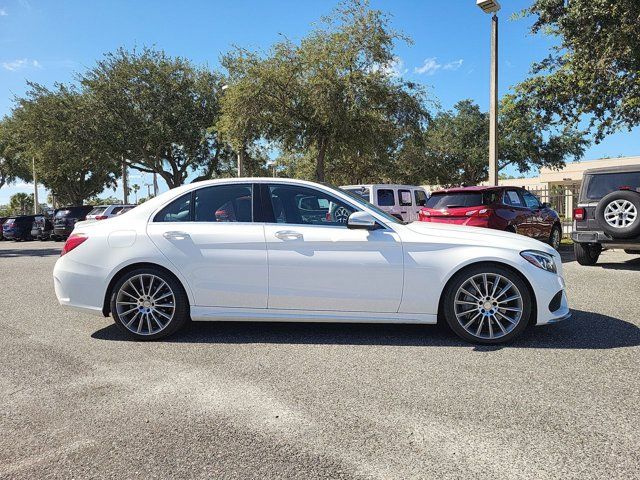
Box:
[2,58,42,71]
[414,57,464,75]
[0,8,8,16]
[443,59,463,71]
[371,56,407,78]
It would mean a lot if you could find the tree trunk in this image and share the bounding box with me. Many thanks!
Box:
[315,137,328,182]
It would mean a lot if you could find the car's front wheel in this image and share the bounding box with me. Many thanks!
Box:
[443,264,532,344]
[110,268,189,340]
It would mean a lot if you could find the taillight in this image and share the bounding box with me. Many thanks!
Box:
[95,215,108,220]
[573,208,585,221]
[61,233,88,256]
[465,208,492,217]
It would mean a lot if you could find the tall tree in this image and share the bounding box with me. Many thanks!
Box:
[82,47,233,188]
[10,83,120,205]
[515,0,640,142]
[219,0,428,182]
[8,192,33,215]
[0,117,30,190]
[400,97,588,187]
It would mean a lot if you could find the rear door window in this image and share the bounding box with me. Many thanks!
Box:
[414,189,427,207]
[503,190,525,207]
[585,172,640,200]
[377,189,396,207]
[398,189,413,207]
[194,184,253,222]
[426,192,485,209]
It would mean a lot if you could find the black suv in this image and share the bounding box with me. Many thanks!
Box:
[52,206,94,241]
[571,164,640,265]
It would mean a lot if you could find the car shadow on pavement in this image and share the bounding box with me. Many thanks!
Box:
[91,309,639,351]
[0,247,62,257]
[559,245,640,270]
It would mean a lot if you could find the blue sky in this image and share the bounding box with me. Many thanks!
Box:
[1,0,638,204]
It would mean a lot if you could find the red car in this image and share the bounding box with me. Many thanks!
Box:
[418,186,563,249]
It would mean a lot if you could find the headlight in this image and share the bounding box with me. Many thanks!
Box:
[520,250,557,273]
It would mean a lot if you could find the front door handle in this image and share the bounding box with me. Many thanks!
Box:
[275,230,303,240]
[163,231,190,240]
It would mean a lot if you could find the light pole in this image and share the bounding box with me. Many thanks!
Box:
[477,0,500,186]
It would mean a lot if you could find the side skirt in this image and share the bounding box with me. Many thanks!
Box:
[190,306,437,324]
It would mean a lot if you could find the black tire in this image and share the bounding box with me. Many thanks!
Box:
[442,264,533,344]
[595,190,640,239]
[574,242,601,266]
[548,224,562,250]
[110,267,189,340]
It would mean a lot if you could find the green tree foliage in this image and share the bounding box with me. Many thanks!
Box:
[515,0,640,141]
[82,47,235,188]
[8,192,33,215]
[219,0,428,182]
[10,83,120,205]
[400,97,588,187]
[0,117,30,190]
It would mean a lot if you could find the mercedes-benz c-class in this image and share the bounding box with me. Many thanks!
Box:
[53,178,570,344]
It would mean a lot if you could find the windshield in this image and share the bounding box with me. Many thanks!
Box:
[585,172,640,200]
[426,192,486,209]
[327,184,401,225]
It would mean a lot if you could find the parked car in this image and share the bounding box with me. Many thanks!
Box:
[340,184,429,222]
[0,217,8,240]
[418,186,563,250]
[86,204,137,221]
[54,178,569,345]
[31,212,56,241]
[52,206,94,241]
[2,215,36,241]
[571,164,640,265]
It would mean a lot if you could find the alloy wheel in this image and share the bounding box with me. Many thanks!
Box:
[333,206,350,224]
[454,273,523,340]
[115,274,176,336]
[604,200,637,229]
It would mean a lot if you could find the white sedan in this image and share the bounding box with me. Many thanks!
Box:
[53,178,570,344]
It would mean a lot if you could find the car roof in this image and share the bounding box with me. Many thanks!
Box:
[432,186,506,194]
[583,164,640,175]
[341,184,425,189]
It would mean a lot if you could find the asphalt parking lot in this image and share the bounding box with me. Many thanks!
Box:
[0,241,639,479]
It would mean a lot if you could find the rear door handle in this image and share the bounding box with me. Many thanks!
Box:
[275,230,303,240]
[163,231,190,240]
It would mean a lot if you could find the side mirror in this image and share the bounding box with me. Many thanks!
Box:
[347,211,379,230]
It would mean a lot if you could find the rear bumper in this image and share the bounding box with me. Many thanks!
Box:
[571,230,640,246]
[53,227,74,237]
[53,254,108,317]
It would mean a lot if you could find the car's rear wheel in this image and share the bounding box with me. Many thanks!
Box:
[443,264,532,344]
[574,242,601,266]
[548,224,562,250]
[110,268,189,340]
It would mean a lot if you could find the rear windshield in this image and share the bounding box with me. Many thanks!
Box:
[4,218,15,225]
[55,208,86,218]
[585,172,640,200]
[426,192,487,209]
[88,207,107,216]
